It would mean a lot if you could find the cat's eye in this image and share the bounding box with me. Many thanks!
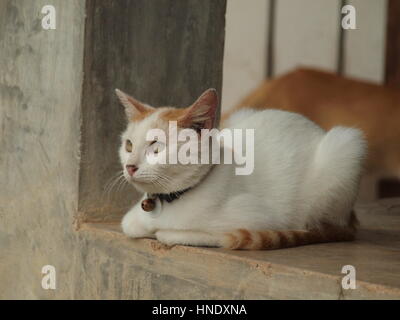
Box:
[147,140,165,155]
[125,139,133,152]
[149,140,158,153]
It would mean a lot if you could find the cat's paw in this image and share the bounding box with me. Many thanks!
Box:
[121,211,151,238]
[155,230,179,247]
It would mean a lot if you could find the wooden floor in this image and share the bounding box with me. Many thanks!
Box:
[82,198,400,299]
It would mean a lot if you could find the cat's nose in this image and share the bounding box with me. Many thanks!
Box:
[126,165,138,176]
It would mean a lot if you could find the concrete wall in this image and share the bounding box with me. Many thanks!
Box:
[0,0,85,299]
[0,0,226,299]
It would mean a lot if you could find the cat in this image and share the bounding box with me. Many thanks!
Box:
[115,88,365,250]
[226,68,400,181]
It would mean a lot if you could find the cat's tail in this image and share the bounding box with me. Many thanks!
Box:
[303,126,366,224]
[222,212,358,250]
[313,126,367,180]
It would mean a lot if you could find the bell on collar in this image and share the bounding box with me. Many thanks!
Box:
[141,198,156,212]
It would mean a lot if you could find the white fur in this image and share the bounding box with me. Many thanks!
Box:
[120,108,366,247]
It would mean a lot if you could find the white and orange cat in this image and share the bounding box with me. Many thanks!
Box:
[116,88,366,250]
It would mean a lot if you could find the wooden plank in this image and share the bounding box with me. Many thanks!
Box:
[343,0,388,83]
[222,0,270,111]
[273,0,342,76]
[385,0,400,88]
[380,0,400,199]
[79,0,227,222]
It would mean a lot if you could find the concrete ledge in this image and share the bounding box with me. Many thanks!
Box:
[77,199,400,299]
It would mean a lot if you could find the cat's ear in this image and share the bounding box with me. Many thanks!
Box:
[178,89,218,130]
[115,89,154,119]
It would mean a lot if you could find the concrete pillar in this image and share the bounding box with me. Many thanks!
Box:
[0,0,226,299]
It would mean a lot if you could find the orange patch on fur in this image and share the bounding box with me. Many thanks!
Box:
[238,229,253,248]
[290,231,303,245]
[130,109,155,122]
[227,219,357,250]
[161,109,186,121]
[226,233,239,249]
[276,231,289,247]
[160,108,188,127]
[259,231,274,249]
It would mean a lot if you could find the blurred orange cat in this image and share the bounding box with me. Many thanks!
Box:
[225,68,400,180]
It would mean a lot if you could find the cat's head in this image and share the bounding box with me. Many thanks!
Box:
[116,88,218,194]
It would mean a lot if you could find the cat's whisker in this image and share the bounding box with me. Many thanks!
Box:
[104,176,119,195]
[104,172,119,192]
[103,171,125,198]
[154,172,173,184]
[140,174,170,193]
[154,180,169,193]
[104,177,123,198]
[106,172,124,191]
[116,175,130,193]
[152,174,173,191]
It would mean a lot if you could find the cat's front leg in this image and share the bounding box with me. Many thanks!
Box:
[121,206,154,239]
[155,229,224,248]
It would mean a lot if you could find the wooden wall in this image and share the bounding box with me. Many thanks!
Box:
[79,0,226,222]
[385,0,400,89]
[222,0,389,110]
[343,0,387,83]
[222,0,271,110]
